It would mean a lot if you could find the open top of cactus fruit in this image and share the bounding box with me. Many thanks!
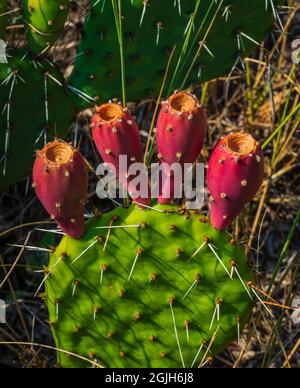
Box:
[96,103,124,123]
[42,141,74,166]
[169,92,198,114]
[225,133,257,156]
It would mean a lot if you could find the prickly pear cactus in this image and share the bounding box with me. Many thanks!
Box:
[0,51,75,191]
[45,205,254,368]
[23,0,69,55]
[0,0,6,39]
[69,0,283,107]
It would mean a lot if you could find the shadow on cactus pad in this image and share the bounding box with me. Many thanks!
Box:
[0,51,75,192]
[46,205,254,368]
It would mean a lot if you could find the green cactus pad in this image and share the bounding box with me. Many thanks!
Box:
[0,0,7,39]
[0,51,75,192]
[46,205,254,368]
[23,0,69,55]
[69,0,283,108]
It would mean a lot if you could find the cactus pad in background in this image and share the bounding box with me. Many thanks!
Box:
[69,0,283,107]
[0,51,74,192]
[33,141,89,239]
[23,0,69,55]
[45,205,254,368]
[207,132,265,230]
[0,0,7,39]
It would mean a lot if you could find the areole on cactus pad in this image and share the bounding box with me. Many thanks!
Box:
[45,204,254,368]
[69,0,284,107]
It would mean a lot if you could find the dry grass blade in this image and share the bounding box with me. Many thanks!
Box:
[0,342,104,368]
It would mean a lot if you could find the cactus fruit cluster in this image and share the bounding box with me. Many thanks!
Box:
[33,141,88,239]
[69,0,283,107]
[29,89,266,368]
[0,51,74,192]
[23,0,69,55]
[46,205,254,368]
[0,0,7,39]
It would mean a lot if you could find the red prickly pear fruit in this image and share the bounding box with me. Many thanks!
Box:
[32,141,88,239]
[207,132,265,230]
[156,91,207,164]
[91,103,143,173]
[156,91,207,204]
[91,102,150,207]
